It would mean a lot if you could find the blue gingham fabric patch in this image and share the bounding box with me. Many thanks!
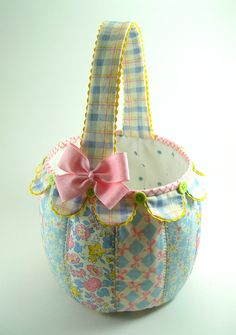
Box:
[187,173,206,201]
[94,197,135,225]
[146,190,185,221]
[51,187,85,216]
[29,162,50,195]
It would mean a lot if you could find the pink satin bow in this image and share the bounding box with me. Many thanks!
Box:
[55,143,130,210]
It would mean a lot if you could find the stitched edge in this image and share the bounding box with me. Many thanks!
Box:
[79,22,105,148]
[114,225,118,312]
[50,188,88,217]
[63,217,76,299]
[161,220,169,304]
[91,197,137,227]
[144,194,187,223]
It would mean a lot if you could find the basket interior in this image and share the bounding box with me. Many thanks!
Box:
[47,134,190,192]
[116,135,189,191]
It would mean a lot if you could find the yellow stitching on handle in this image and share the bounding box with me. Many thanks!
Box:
[134,22,154,139]
[81,22,154,154]
[114,22,154,152]
[80,21,105,148]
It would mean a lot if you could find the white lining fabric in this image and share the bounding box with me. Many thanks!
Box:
[116,135,189,190]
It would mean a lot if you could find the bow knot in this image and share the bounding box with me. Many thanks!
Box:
[88,170,94,181]
[55,143,130,209]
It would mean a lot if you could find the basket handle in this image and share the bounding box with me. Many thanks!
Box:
[80,21,154,168]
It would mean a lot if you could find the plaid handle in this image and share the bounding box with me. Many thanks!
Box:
[81,21,153,168]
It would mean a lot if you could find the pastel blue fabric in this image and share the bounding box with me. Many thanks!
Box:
[163,200,201,302]
[40,189,72,297]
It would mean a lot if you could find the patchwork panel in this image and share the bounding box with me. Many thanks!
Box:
[116,208,166,311]
[163,200,201,302]
[65,206,116,313]
[40,189,71,296]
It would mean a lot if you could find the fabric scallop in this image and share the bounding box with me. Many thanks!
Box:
[29,162,50,196]
[93,197,136,226]
[51,186,86,216]
[186,173,206,201]
[145,190,186,222]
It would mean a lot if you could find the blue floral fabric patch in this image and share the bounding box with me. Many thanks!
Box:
[64,207,116,312]
[40,189,71,296]
[163,200,201,302]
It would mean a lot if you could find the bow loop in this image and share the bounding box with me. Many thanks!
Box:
[55,144,130,209]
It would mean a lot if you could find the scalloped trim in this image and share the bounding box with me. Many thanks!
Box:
[31,158,205,225]
[91,198,137,227]
[44,132,193,197]
[192,163,206,176]
[29,177,50,196]
[186,170,207,202]
[50,188,88,217]
[144,194,187,223]
[186,191,207,202]
[29,158,51,196]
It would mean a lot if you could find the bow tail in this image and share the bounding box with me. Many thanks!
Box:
[94,181,129,210]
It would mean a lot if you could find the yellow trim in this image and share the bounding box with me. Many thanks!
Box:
[192,163,206,176]
[29,157,50,196]
[91,197,137,227]
[186,191,207,202]
[80,21,105,148]
[134,22,154,139]
[50,189,88,218]
[29,178,50,196]
[113,22,154,152]
[143,194,187,223]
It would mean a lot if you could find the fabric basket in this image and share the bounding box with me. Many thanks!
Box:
[29,21,206,313]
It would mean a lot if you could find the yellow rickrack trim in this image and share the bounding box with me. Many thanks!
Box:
[192,163,206,176]
[80,21,105,148]
[28,178,50,196]
[29,157,50,196]
[134,22,155,140]
[186,191,207,202]
[90,197,137,227]
[143,194,187,223]
[50,188,89,218]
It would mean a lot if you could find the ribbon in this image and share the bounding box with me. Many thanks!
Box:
[55,143,130,210]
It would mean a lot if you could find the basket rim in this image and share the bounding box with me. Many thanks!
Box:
[44,131,193,197]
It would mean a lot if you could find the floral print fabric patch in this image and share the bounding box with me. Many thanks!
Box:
[65,207,116,312]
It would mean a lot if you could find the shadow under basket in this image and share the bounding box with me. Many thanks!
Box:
[29,21,206,313]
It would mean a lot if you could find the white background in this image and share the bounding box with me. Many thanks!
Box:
[0,0,236,334]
